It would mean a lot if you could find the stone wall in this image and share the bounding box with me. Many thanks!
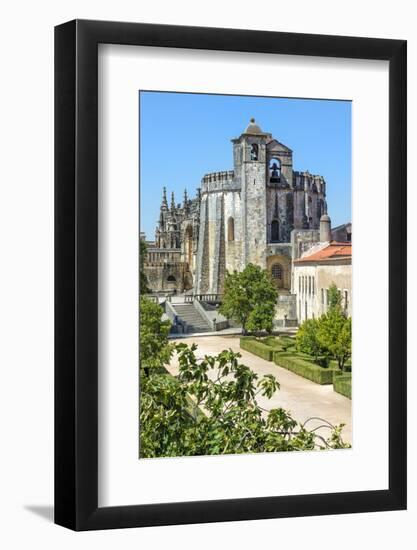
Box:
[195,197,209,293]
[275,293,298,325]
[224,190,242,273]
[240,135,268,269]
[332,223,352,242]
[291,229,321,260]
[144,249,187,293]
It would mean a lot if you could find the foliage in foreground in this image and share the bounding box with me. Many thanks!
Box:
[219,263,277,334]
[140,343,350,458]
[139,294,350,458]
[140,296,173,375]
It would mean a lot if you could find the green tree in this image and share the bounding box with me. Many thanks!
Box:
[140,239,149,295]
[317,309,351,371]
[140,296,172,375]
[296,318,324,362]
[219,263,277,334]
[327,283,342,311]
[139,343,350,458]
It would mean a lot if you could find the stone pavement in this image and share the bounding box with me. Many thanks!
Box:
[168,335,352,445]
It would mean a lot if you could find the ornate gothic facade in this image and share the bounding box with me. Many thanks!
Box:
[143,119,332,299]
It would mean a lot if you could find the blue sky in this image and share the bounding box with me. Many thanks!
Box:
[140,92,351,238]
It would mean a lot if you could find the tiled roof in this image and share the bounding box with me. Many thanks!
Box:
[295,242,352,264]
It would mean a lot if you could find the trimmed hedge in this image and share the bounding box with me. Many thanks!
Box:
[272,352,338,385]
[263,336,285,351]
[279,335,297,349]
[240,337,343,387]
[329,359,352,372]
[239,337,273,361]
[333,372,352,399]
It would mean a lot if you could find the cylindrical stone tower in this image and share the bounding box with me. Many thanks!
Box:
[319,214,332,242]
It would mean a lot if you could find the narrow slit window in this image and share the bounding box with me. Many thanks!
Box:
[227,217,235,241]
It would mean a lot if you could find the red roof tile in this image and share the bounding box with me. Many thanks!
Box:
[295,242,352,263]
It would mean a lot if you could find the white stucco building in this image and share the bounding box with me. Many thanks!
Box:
[293,242,352,322]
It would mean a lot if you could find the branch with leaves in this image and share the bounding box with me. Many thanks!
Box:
[140,343,350,458]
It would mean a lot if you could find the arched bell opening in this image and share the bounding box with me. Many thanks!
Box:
[269,158,281,183]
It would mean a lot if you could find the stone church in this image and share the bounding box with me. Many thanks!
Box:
[143,118,333,307]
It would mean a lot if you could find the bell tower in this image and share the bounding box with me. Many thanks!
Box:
[232,118,271,269]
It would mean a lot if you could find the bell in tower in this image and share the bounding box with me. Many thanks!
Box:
[270,160,281,183]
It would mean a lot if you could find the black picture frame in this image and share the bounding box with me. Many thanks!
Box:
[55,19,407,531]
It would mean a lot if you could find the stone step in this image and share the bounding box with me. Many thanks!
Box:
[171,303,211,334]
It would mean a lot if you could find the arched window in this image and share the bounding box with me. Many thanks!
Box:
[227,217,235,242]
[269,158,281,183]
[167,275,176,282]
[271,263,283,280]
[271,219,279,242]
[250,144,259,161]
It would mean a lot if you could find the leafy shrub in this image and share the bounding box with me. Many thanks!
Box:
[316,356,330,368]
[273,352,338,384]
[317,310,351,371]
[140,296,172,374]
[296,318,324,360]
[295,295,352,371]
[327,283,342,310]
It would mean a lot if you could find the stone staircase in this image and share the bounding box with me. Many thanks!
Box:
[172,303,211,334]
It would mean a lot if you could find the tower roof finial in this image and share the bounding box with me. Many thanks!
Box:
[161,186,168,210]
[244,118,264,135]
